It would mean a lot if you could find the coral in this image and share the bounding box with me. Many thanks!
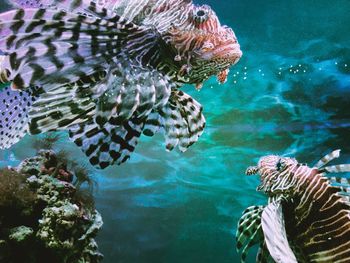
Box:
[0,168,35,209]
[0,150,103,263]
[9,226,34,242]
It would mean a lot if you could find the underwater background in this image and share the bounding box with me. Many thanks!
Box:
[1,0,350,262]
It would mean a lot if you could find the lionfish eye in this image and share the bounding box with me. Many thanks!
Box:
[197,10,206,17]
[194,9,209,23]
[276,159,286,172]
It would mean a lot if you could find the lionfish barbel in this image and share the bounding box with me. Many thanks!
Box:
[237,150,350,263]
[0,0,242,169]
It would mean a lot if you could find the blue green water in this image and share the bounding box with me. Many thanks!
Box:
[1,0,350,262]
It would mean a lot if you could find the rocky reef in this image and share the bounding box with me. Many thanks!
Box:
[0,149,103,263]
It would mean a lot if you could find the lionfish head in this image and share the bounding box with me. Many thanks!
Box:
[164,3,242,89]
[246,155,298,193]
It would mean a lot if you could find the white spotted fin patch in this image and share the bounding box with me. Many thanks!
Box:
[0,85,39,149]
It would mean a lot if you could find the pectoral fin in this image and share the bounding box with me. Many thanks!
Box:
[261,202,297,263]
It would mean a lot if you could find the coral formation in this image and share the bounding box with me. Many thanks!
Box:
[0,150,103,263]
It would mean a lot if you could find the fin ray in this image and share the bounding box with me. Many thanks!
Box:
[0,7,146,89]
[143,90,205,151]
[315,149,341,168]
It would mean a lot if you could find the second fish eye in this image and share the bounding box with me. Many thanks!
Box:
[276,159,286,171]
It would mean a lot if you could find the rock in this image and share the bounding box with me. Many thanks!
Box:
[0,150,103,263]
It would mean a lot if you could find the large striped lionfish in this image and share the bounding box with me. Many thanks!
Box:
[236,150,350,263]
[0,0,242,169]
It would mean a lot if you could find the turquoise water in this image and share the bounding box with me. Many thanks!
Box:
[1,0,350,262]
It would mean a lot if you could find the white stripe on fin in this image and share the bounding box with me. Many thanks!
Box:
[261,201,297,263]
[323,164,350,174]
[143,90,206,152]
[28,83,96,134]
[315,149,341,168]
[0,7,146,90]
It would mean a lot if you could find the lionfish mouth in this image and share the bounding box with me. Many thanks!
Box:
[201,43,242,63]
[212,43,242,84]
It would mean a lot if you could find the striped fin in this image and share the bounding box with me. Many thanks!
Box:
[28,83,97,134]
[236,206,265,263]
[9,0,122,20]
[69,116,145,169]
[0,7,148,89]
[315,149,341,168]
[0,55,9,83]
[96,63,172,125]
[0,85,40,149]
[112,0,192,33]
[256,242,275,263]
[10,0,193,33]
[143,90,205,152]
[261,202,297,263]
[322,164,350,174]
[329,176,350,191]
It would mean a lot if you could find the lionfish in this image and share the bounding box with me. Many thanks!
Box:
[236,150,350,263]
[0,0,242,169]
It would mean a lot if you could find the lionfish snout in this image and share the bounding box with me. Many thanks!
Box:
[199,28,242,65]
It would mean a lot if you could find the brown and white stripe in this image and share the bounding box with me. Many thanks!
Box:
[237,150,350,262]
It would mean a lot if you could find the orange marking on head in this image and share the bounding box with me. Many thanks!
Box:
[217,69,229,84]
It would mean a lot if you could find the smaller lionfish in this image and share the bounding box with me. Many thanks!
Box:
[236,150,350,263]
[0,0,242,169]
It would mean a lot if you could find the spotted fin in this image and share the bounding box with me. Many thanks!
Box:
[0,7,147,89]
[256,242,275,263]
[69,116,145,169]
[8,0,55,8]
[0,85,40,149]
[143,90,206,152]
[261,202,297,263]
[236,206,265,263]
[9,0,90,9]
